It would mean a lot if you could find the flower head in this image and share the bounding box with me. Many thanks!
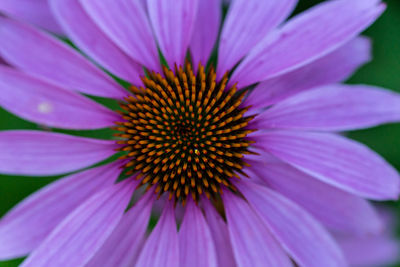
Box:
[0,0,399,266]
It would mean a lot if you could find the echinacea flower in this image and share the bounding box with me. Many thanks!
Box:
[0,0,400,266]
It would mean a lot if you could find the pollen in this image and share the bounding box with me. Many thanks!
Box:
[37,101,53,114]
[115,62,256,203]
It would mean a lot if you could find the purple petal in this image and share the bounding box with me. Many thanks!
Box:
[86,192,154,267]
[79,0,160,71]
[0,131,117,176]
[252,84,400,131]
[136,201,179,267]
[247,158,382,235]
[245,37,371,109]
[203,199,237,267]
[21,180,134,267]
[222,191,293,267]
[231,0,385,88]
[0,0,63,34]
[336,233,400,267]
[0,163,120,260]
[147,0,198,67]
[0,66,118,130]
[140,0,148,11]
[179,200,217,267]
[0,16,126,98]
[218,0,297,76]
[255,130,400,200]
[0,56,6,65]
[190,0,221,68]
[50,0,144,84]
[238,180,347,267]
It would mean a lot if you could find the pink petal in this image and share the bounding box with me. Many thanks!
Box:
[190,0,221,68]
[0,131,117,176]
[253,84,400,131]
[255,130,400,200]
[0,163,120,260]
[179,200,217,267]
[222,191,293,267]
[247,158,382,235]
[203,199,237,267]
[79,0,160,71]
[0,16,126,98]
[50,0,144,84]
[217,0,297,76]
[0,0,63,34]
[147,0,198,67]
[21,180,134,267]
[136,201,179,267]
[86,192,154,267]
[231,0,385,88]
[245,37,371,109]
[238,181,347,267]
[0,66,118,130]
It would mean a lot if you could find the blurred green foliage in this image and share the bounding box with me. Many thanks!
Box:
[1,0,400,266]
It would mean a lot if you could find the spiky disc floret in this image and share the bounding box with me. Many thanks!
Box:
[115,62,256,203]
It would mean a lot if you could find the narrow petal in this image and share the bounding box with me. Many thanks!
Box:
[86,192,154,267]
[238,181,347,267]
[140,0,148,11]
[50,0,143,84]
[217,0,297,75]
[0,131,117,176]
[0,66,118,129]
[179,200,217,267]
[231,0,385,88]
[190,0,221,68]
[336,233,400,267]
[147,0,198,67]
[247,158,382,234]
[222,191,293,267]
[79,0,160,71]
[245,37,371,109]
[255,130,400,200]
[136,201,179,267]
[252,84,400,131]
[0,0,63,34]
[0,163,120,260]
[0,16,126,98]
[203,200,237,267]
[21,180,134,267]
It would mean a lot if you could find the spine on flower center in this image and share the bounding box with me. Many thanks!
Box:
[114,62,256,204]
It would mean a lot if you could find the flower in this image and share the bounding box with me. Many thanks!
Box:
[0,0,399,266]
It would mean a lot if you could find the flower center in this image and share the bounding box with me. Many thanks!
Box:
[115,62,256,203]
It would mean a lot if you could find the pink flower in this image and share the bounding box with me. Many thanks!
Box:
[0,0,399,266]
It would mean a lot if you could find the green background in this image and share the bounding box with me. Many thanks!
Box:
[1,0,400,266]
